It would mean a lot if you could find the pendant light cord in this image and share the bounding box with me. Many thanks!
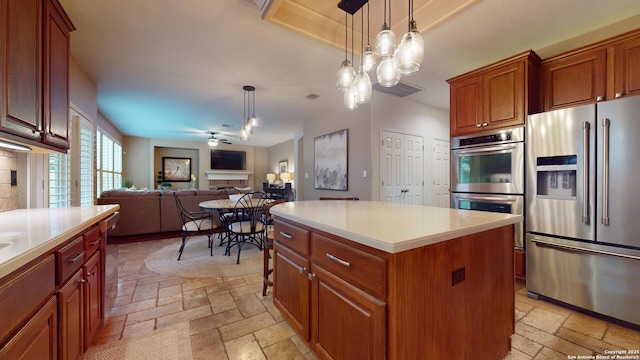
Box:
[366,2,370,45]
[360,8,364,62]
[344,11,348,61]
[383,0,387,26]
[351,13,354,64]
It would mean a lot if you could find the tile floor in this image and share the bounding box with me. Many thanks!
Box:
[91,237,640,359]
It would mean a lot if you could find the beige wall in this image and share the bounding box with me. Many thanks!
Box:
[0,150,18,212]
[267,139,295,186]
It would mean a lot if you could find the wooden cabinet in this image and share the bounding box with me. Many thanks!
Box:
[540,47,607,110]
[58,268,84,360]
[0,296,58,359]
[514,248,526,283]
[84,250,102,349]
[0,0,74,151]
[273,243,310,338]
[448,50,540,136]
[613,35,640,99]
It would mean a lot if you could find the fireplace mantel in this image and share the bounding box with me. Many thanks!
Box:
[204,170,252,181]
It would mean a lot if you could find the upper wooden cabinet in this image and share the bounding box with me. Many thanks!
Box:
[540,28,640,111]
[448,50,540,137]
[0,0,74,151]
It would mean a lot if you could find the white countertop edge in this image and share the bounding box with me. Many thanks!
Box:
[0,205,119,278]
[272,209,522,254]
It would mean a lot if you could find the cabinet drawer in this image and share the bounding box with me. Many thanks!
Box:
[0,254,56,342]
[274,219,309,256]
[56,236,85,285]
[311,233,387,298]
[84,225,101,257]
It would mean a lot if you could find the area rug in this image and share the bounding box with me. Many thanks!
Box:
[145,235,263,278]
[85,322,192,360]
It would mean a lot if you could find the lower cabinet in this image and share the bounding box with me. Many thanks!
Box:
[58,269,84,360]
[273,244,309,339]
[0,296,58,359]
[84,250,102,349]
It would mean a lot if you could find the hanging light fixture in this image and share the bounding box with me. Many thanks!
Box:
[375,0,395,57]
[336,11,356,92]
[353,7,371,104]
[241,85,257,141]
[344,13,359,110]
[394,0,424,75]
[362,2,376,73]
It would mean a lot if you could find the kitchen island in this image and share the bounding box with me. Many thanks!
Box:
[270,200,522,360]
[0,205,119,359]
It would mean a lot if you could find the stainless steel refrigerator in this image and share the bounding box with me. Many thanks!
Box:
[526,95,640,327]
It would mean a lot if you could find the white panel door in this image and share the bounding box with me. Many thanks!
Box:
[380,130,424,204]
[432,139,451,208]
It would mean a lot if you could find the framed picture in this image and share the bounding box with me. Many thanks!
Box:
[162,157,191,182]
[279,160,288,173]
[314,128,348,190]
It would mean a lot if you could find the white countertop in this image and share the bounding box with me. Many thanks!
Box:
[270,201,522,253]
[0,205,119,278]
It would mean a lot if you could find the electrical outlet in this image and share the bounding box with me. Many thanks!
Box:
[452,267,465,286]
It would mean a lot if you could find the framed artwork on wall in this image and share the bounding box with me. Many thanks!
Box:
[279,160,288,173]
[314,128,348,191]
[162,157,192,182]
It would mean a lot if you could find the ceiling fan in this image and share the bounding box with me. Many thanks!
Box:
[207,132,232,147]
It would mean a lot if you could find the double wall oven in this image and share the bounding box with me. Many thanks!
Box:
[451,126,525,248]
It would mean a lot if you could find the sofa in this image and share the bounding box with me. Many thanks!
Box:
[97,189,244,237]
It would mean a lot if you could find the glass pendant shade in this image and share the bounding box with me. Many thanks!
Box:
[208,138,218,147]
[375,27,395,57]
[240,126,249,141]
[336,60,356,91]
[377,56,400,87]
[362,45,377,73]
[394,29,424,75]
[249,116,258,127]
[344,85,359,110]
[354,69,372,104]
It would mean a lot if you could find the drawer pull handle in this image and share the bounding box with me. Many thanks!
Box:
[68,251,86,264]
[326,253,351,267]
[89,237,102,246]
[279,231,293,239]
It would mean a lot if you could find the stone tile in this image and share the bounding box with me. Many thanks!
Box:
[224,334,266,360]
[290,334,312,356]
[183,287,210,310]
[182,277,224,292]
[230,283,262,298]
[504,348,534,360]
[117,280,137,296]
[562,312,608,340]
[205,278,247,294]
[209,291,238,314]
[114,292,133,306]
[125,301,184,325]
[122,319,156,339]
[137,274,173,286]
[255,322,296,349]
[158,284,183,306]
[110,298,157,317]
[91,315,126,345]
[603,323,640,350]
[156,305,213,329]
[236,293,267,318]
[516,322,592,357]
[159,277,185,289]
[191,328,228,360]
[131,282,159,302]
[533,346,573,360]
[556,327,624,355]
[511,333,544,357]
[520,307,567,334]
[263,339,305,360]
[243,272,263,285]
[189,309,244,335]
[219,312,276,342]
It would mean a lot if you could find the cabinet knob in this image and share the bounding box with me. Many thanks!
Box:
[596,96,604,101]
[476,124,482,128]
[482,123,488,127]
[615,92,624,98]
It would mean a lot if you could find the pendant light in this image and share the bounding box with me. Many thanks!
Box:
[336,12,355,92]
[344,13,359,110]
[353,8,371,104]
[375,0,395,57]
[362,2,376,73]
[240,85,257,141]
[377,56,400,87]
[394,0,424,75]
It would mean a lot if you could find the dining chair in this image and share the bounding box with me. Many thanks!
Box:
[226,191,269,264]
[262,198,286,296]
[319,196,360,200]
[173,192,217,260]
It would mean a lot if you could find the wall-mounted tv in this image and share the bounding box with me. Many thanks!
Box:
[210,150,246,170]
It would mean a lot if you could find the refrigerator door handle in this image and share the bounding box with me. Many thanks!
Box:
[602,118,610,225]
[531,238,640,261]
[582,121,590,224]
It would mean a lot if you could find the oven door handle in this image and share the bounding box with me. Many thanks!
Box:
[453,143,518,155]
[453,194,517,203]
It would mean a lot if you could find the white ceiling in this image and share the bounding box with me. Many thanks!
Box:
[59,0,640,147]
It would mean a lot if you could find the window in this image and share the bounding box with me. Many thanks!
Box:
[78,124,94,206]
[97,130,122,196]
[49,152,71,208]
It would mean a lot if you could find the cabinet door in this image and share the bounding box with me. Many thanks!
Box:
[42,0,71,149]
[84,250,102,349]
[58,268,84,360]
[311,265,386,360]
[483,60,525,129]
[614,36,640,98]
[273,243,310,340]
[0,0,43,140]
[0,296,58,359]
[541,48,607,110]
[449,74,483,136]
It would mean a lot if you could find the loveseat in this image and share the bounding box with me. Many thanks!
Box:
[97,189,243,237]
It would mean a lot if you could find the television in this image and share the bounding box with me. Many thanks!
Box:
[210,150,246,170]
